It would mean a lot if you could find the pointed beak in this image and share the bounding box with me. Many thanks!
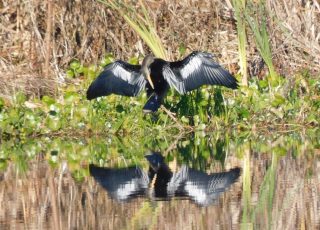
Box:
[147,74,155,89]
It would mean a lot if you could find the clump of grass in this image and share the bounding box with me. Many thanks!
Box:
[232,0,248,86]
[98,0,167,59]
[244,1,277,83]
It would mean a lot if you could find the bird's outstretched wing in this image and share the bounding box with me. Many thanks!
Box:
[179,167,240,206]
[86,61,146,99]
[89,164,149,201]
[162,52,238,94]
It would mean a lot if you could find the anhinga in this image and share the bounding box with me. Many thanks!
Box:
[87,51,238,113]
[89,152,240,206]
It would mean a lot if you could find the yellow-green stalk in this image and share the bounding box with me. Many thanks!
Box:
[241,144,252,230]
[97,0,167,59]
[233,0,248,86]
[245,0,277,83]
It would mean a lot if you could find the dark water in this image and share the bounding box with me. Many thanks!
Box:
[0,132,319,229]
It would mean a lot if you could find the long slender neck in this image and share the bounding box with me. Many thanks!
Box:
[141,54,155,89]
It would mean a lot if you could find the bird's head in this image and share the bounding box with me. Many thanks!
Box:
[141,54,155,89]
[145,152,164,172]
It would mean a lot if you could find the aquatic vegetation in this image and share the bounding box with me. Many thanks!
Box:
[0,55,319,140]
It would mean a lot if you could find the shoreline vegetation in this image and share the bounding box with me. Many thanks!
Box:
[0,0,319,140]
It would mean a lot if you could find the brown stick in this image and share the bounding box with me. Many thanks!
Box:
[48,167,61,230]
[44,0,54,78]
[160,105,184,130]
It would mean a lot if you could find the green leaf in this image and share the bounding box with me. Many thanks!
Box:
[64,91,79,104]
[258,79,268,89]
[47,117,61,131]
[100,53,114,67]
[181,116,190,124]
[178,43,186,56]
[15,92,26,105]
[0,97,4,111]
[239,107,250,119]
[70,60,81,70]
[271,94,285,107]
[42,96,56,106]
[128,56,139,65]
[66,69,74,78]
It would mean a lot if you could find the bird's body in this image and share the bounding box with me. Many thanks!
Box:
[87,52,238,112]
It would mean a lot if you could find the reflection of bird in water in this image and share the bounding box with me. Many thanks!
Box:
[86,52,238,113]
[89,152,240,206]
[89,166,149,201]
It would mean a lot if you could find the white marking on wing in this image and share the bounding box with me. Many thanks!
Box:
[185,182,207,204]
[180,56,202,79]
[112,63,133,83]
[115,180,138,200]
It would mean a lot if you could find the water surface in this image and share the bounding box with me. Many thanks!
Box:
[0,132,319,229]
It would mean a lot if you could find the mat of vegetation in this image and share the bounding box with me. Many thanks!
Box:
[0,55,319,140]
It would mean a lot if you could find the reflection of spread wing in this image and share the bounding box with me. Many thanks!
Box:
[170,166,240,206]
[163,52,238,94]
[86,61,146,99]
[89,164,149,201]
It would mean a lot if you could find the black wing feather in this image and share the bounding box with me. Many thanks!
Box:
[89,164,149,201]
[167,166,240,206]
[163,52,238,94]
[183,167,240,206]
[86,61,146,99]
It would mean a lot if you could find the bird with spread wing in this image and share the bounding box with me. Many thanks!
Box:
[87,51,238,113]
[90,152,240,206]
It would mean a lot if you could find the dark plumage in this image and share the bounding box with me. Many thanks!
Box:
[89,165,149,201]
[87,51,238,113]
[146,152,241,206]
[90,152,240,206]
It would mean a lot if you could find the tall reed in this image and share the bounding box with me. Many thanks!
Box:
[97,0,167,59]
[232,0,248,86]
[245,0,277,83]
[241,144,252,230]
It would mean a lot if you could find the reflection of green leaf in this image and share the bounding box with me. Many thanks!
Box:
[0,159,8,172]
[214,139,226,163]
[71,169,86,182]
[272,146,287,156]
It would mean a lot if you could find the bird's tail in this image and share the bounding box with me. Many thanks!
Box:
[143,94,162,113]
